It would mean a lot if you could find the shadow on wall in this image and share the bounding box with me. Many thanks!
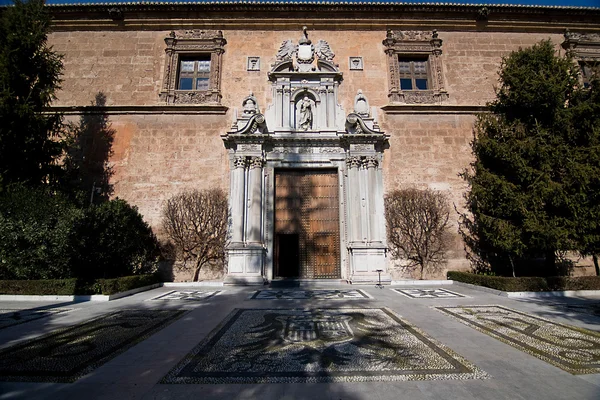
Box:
[63,92,115,205]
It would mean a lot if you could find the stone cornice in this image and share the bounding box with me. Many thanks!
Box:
[46,104,228,115]
[36,3,600,33]
[381,104,488,114]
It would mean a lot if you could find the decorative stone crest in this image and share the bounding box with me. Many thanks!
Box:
[272,27,337,73]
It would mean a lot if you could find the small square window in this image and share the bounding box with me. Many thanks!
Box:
[398,56,429,91]
[177,56,211,90]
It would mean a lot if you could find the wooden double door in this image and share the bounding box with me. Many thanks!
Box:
[274,169,341,279]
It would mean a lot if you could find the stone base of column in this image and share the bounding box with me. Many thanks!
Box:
[348,243,391,285]
[224,243,266,286]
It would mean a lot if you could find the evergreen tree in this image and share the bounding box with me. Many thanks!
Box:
[460,40,600,276]
[0,0,63,189]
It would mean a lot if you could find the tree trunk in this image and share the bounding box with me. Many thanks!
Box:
[594,254,599,277]
[192,257,202,282]
[508,254,516,278]
[545,250,556,276]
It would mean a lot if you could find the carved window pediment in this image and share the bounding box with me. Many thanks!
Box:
[562,31,600,88]
[383,30,448,105]
[159,30,226,105]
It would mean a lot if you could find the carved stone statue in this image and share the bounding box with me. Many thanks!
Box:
[298,96,313,131]
[354,89,369,117]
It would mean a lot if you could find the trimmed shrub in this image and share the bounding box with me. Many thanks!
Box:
[95,274,161,295]
[448,271,600,292]
[0,274,159,295]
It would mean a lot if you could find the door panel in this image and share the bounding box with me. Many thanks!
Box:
[274,169,340,279]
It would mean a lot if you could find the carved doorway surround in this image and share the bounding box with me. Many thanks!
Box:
[222,28,390,285]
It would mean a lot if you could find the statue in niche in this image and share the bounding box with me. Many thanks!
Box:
[242,93,259,117]
[354,89,370,117]
[297,95,314,131]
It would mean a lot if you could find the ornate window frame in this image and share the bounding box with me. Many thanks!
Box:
[382,30,448,105]
[159,30,226,105]
[562,31,600,88]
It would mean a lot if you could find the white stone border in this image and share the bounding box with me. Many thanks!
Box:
[163,281,224,287]
[391,280,453,286]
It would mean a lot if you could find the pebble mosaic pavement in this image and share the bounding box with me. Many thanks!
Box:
[161,307,488,383]
[436,305,600,374]
[0,308,72,330]
[249,289,372,300]
[150,290,222,301]
[392,288,466,299]
[0,309,186,382]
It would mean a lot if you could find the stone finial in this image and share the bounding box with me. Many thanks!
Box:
[299,26,311,45]
[354,90,370,117]
[242,93,259,117]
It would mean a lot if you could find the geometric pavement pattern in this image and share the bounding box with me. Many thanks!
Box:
[0,309,186,382]
[0,308,72,330]
[150,290,222,301]
[250,289,372,300]
[393,288,465,299]
[161,307,488,383]
[436,305,600,374]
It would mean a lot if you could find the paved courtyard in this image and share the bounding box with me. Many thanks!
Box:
[0,283,599,399]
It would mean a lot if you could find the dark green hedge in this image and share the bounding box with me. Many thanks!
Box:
[0,274,160,296]
[448,271,600,292]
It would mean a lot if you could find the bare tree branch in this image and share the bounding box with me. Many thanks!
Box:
[385,189,451,279]
[162,188,229,281]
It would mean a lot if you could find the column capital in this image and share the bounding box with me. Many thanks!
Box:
[346,156,361,169]
[233,156,247,169]
[248,156,265,169]
[365,156,379,169]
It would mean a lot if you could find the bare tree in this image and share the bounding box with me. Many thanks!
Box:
[162,188,228,281]
[385,188,451,279]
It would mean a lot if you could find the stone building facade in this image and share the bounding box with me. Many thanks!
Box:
[45,2,600,282]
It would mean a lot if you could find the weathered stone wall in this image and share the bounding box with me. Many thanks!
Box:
[48,26,593,279]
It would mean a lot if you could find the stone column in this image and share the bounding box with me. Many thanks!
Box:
[346,156,362,242]
[246,157,264,244]
[358,158,370,242]
[366,156,382,243]
[230,156,247,243]
[282,86,291,129]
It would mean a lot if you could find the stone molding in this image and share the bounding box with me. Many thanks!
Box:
[562,30,600,61]
[159,30,226,105]
[383,29,449,105]
[46,104,228,115]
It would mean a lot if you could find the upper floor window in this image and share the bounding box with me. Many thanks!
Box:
[382,30,448,104]
[580,62,598,88]
[562,31,600,90]
[178,57,211,90]
[399,57,429,90]
[159,30,226,105]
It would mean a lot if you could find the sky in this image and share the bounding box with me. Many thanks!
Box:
[0,0,598,7]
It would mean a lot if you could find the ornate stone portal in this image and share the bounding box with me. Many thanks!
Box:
[222,28,390,285]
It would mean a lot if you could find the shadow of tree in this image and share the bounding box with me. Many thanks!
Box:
[63,92,115,205]
[517,296,600,328]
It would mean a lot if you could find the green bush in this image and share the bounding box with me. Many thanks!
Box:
[0,274,159,295]
[72,199,160,279]
[448,271,600,292]
[0,186,160,280]
[96,274,161,295]
[0,185,83,280]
